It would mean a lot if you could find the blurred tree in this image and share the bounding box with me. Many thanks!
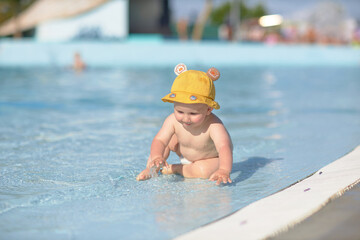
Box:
[0,0,35,38]
[210,1,267,26]
[211,2,231,26]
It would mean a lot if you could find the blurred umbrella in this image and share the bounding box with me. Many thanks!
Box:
[0,0,36,38]
[0,0,109,37]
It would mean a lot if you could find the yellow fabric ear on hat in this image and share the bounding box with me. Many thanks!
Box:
[207,67,220,81]
[174,63,187,75]
[206,67,220,81]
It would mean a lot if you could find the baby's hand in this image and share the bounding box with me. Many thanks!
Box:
[148,156,168,169]
[209,169,232,185]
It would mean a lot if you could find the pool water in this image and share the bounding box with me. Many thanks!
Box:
[0,66,359,239]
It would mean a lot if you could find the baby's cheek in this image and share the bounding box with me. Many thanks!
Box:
[174,113,182,122]
[193,115,205,123]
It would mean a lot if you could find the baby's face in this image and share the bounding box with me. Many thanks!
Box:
[173,102,212,128]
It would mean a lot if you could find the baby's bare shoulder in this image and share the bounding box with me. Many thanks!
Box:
[208,113,224,125]
[161,113,177,130]
[208,114,230,134]
[208,114,232,148]
[164,113,176,122]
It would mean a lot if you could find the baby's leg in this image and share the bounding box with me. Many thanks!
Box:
[163,157,219,179]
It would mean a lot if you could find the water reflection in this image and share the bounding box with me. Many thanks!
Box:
[150,178,232,236]
[230,157,282,186]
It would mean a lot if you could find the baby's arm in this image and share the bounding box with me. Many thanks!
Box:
[209,122,233,185]
[148,114,175,169]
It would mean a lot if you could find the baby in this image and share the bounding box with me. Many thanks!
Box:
[136,63,233,185]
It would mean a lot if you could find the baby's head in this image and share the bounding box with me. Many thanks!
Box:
[162,63,220,109]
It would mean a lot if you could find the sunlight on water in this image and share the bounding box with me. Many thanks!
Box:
[0,66,359,239]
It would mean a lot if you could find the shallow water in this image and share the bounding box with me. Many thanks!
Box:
[0,66,359,239]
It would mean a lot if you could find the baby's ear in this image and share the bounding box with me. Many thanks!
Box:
[207,107,214,115]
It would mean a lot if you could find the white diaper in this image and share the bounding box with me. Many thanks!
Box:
[180,156,192,165]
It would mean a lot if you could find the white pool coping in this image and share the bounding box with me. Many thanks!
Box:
[176,145,360,240]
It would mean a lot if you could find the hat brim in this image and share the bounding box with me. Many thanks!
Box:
[162,91,220,109]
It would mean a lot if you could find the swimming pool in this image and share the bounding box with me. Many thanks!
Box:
[0,65,359,239]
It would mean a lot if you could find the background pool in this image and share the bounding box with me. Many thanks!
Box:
[0,66,359,239]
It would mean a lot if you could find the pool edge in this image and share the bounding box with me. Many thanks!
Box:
[175,145,360,240]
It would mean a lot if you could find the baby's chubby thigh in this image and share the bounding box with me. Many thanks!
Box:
[184,157,219,179]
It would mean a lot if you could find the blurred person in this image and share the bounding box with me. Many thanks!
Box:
[343,18,357,45]
[136,63,233,185]
[303,26,316,44]
[171,0,200,40]
[218,18,233,41]
[73,52,86,71]
[352,27,360,46]
[265,32,281,45]
[176,19,189,40]
[192,0,213,41]
[171,0,212,40]
[248,25,265,42]
[281,24,299,43]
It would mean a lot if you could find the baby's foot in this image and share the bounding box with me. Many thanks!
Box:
[161,165,174,175]
[136,168,152,181]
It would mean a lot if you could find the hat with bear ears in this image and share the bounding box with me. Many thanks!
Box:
[162,63,220,109]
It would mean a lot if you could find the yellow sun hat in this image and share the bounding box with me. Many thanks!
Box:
[162,63,220,109]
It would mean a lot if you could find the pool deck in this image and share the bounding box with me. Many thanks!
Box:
[269,183,360,240]
[176,145,360,240]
